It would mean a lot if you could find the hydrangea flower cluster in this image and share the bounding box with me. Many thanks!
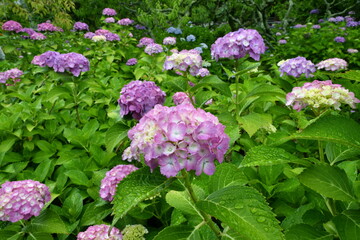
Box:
[126,58,137,66]
[73,22,89,31]
[122,225,148,240]
[118,80,166,120]
[286,80,360,111]
[92,35,107,42]
[135,24,146,30]
[312,25,321,29]
[293,24,306,28]
[279,56,316,78]
[0,180,51,222]
[84,29,120,41]
[84,32,96,39]
[122,103,230,177]
[329,16,345,22]
[211,28,266,61]
[197,68,210,77]
[0,68,23,85]
[186,34,196,42]
[144,43,163,55]
[347,48,358,53]
[166,27,182,34]
[2,20,22,32]
[163,37,176,45]
[37,22,63,32]
[118,18,134,25]
[173,92,193,105]
[32,51,89,77]
[20,28,36,36]
[316,58,348,71]
[163,49,203,76]
[278,39,287,44]
[104,17,116,23]
[137,37,155,47]
[310,9,319,14]
[334,36,346,42]
[30,32,46,40]
[100,164,138,201]
[77,224,122,240]
[102,8,117,16]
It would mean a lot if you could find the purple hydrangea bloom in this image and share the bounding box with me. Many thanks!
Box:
[144,43,163,55]
[334,36,346,42]
[312,25,321,29]
[95,29,110,35]
[163,37,176,45]
[104,17,116,23]
[118,80,166,120]
[2,20,22,32]
[135,24,146,30]
[310,9,319,14]
[163,49,203,76]
[286,80,360,111]
[84,32,96,39]
[278,39,287,44]
[346,21,359,27]
[122,103,230,177]
[279,56,316,78]
[0,68,23,85]
[293,24,306,28]
[73,22,89,31]
[211,28,266,61]
[316,58,348,71]
[53,52,90,77]
[348,11,355,15]
[30,32,46,40]
[126,58,138,66]
[137,37,155,47]
[347,48,358,53]
[173,92,193,105]
[77,224,122,240]
[318,19,325,23]
[0,180,51,222]
[100,165,138,201]
[19,28,36,35]
[275,32,282,36]
[197,68,210,77]
[31,51,60,67]
[117,18,134,26]
[37,22,63,32]
[104,32,120,41]
[102,8,117,16]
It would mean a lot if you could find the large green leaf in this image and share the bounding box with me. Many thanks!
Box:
[153,225,217,240]
[166,187,204,215]
[298,165,357,202]
[197,186,285,240]
[241,146,309,167]
[113,167,175,220]
[284,224,333,240]
[105,122,129,152]
[329,70,360,82]
[325,142,360,165]
[333,210,360,240]
[190,75,232,97]
[26,209,69,234]
[238,113,274,137]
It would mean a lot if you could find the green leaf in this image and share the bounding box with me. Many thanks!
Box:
[284,224,333,240]
[329,70,360,82]
[80,203,112,226]
[106,55,114,63]
[153,225,217,240]
[33,160,52,182]
[191,75,232,97]
[238,113,274,137]
[163,78,189,92]
[105,123,129,152]
[113,167,175,220]
[27,209,68,234]
[166,186,204,216]
[241,146,309,167]
[333,210,360,240]
[64,170,90,187]
[197,186,285,240]
[298,164,357,202]
[290,115,360,149]
[325,142,360,165]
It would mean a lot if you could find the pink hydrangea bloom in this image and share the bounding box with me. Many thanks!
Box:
[19,28,36,35]
[173,92,193,105]
[316,58,348,71]
[100,165,138,201]
[30,32,46,40]
[163,49,203,76]
[77,224,122,240]
[278,39,287,44]
[123,103,230,177]
[0,68,23,85]
[37,22,63,32]
[211,28,266,61]
[0,180,51,222]
[102,8,117,16]
[2,20,22,32]
[286,80,360,111]
[104,17,116,23]
[137,37,155,47]
[117,18,134,25]
[163,37,177,45]
[279,56,316,78]
[196,68,210,77]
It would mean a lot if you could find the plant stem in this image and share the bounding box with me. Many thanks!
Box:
[72,78,81,125]
[318,140,325,162]
[235,75,240,117]
[181,170,221,238]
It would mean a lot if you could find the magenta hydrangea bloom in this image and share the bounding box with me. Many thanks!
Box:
[163,37,177,45]
[137,37,155,47]
[334,36,346,42]
[117,18,134,25]
[2,20,22,32]
[118,80,166,120]
[126,58,138,66]
[77,224,122,240]
[197,68,210,77]
[279,56,316,78]
[211,28,266,61]
[286,80,360,111]
[123,103,230,177]
[163,49,203,76]
[100,165,138,201]
[316,58,348,71]
[32,51,61,67]
[0,180,51,222]
[73,22,89,31]
[102,8,117,16]
[144,43,163,55]
[173,92,193,105]
[104,17,116,23]
[37,22,63,32]
[53,52,90,77]
[30,32,46,40]
[95,29,110,35]
[0,68,23,85]
[19,28,36,35]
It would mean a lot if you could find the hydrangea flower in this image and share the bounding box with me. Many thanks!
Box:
[77,224,122,240]
[92,35,107,42]
[346,21,359,27]
[278,39,287,44]
[118,80,166,120]
[334,36,346,42]
[0,68,23,85]
[0,180,51,222]
[167,27,176,33]
[122,103,230,177]
[211,28,266,61]
[186,34,196,42]
[126,58,137,66]
[73,22,89,31]
[316,58,348,71]
[163,37,176,45]
[117,18,134,25]
[53,52,90,77]
[347,48,358,53]
[137,37,155,47]
[2,20,22,32]
[286,80,360,111]
[275,32,282,36]
[100,164,138,201]
[312,25,321,29]
[293,24,306,28]
[173,92,193,105]
[199,43,208,49]
[104,32,120,41]
[144,43,163,55]
[31,51,60,67]
[102,8,117,16]
[30,32,46,40]
[84,32,96,39]
[37,22,63,32]
[135,24,146,30]
[279,56,316,78]
[194,47,203,53]
[310,9,319,14]
[164,49,202,76]
[104,17,116,23]
[19,28,36,36]
[122,225,148,240]
[197,68,210,77]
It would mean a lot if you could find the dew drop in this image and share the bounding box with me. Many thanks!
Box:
[257,217,266,223]
[250,208,257,213]
[234,203,244,209]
